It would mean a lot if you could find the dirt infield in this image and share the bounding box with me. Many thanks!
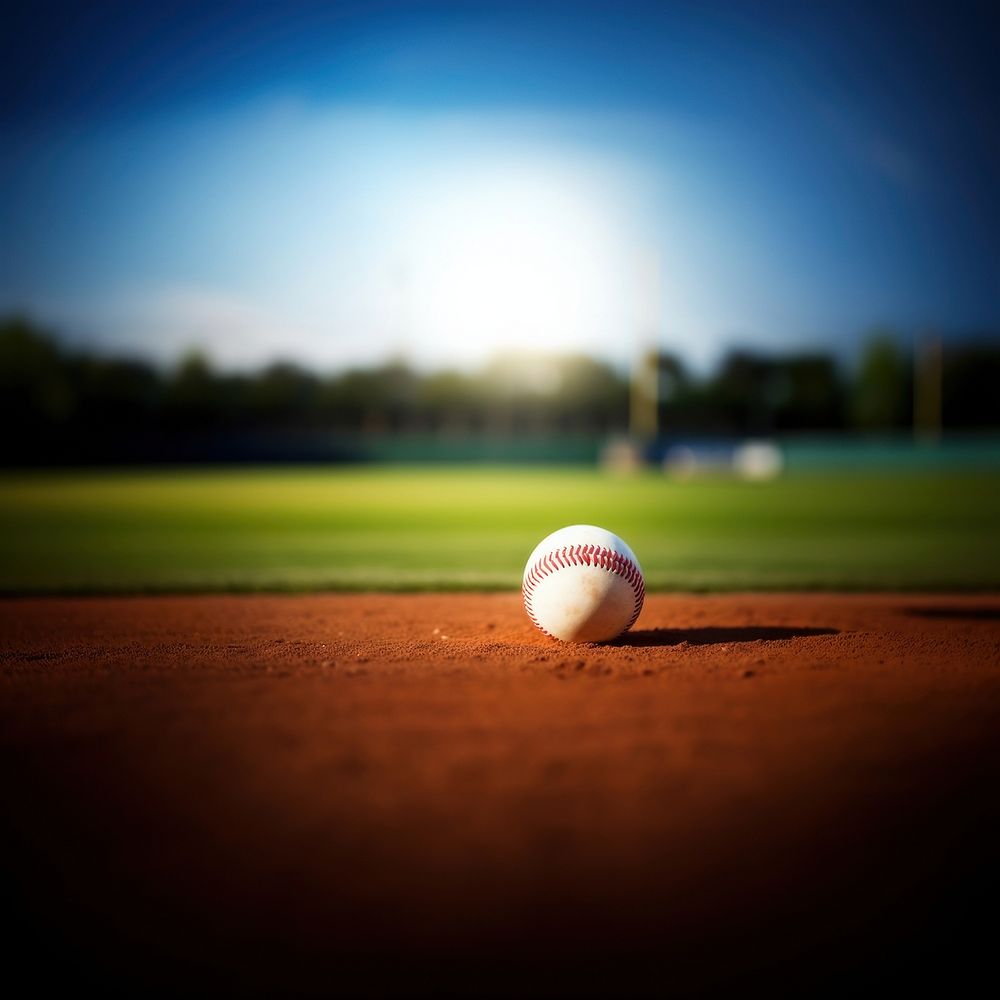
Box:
[3,592,1000,995]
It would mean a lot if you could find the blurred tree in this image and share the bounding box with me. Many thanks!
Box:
[244,362,320,426]
[851,333,911,431]
[654,352,696,433]
[414,371,481,432]
[164,352,221,427]
[942,342,1000,428]
[710,352,777,434]
[547,355,628,433]
[0,315,76,425]
[75,356,161,427]
[771,355,845,430]
[323,361,419,432]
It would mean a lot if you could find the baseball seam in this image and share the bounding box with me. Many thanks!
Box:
[522,543,645,640]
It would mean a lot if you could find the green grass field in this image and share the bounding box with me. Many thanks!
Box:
[1,466,999,593]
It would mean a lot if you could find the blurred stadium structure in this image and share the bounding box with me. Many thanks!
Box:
[3,315,998,469]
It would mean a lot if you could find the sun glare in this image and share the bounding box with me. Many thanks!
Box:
[397,161,636,364]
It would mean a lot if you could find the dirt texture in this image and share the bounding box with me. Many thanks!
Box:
[3,592,1000,996]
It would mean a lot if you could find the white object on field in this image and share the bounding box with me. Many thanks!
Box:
[732,440,784,480]
[522,525,645,643]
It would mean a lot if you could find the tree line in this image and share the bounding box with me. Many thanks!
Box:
[1,316,997,462]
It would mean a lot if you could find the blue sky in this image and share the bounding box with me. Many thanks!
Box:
[2,1,998,370]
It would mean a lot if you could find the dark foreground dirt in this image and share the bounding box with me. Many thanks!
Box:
[3,593,1000,996]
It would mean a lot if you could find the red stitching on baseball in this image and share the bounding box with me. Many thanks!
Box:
[523,543,645,639]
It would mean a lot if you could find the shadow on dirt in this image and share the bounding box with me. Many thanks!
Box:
[904,606,1000,621]
[615,626,840,647]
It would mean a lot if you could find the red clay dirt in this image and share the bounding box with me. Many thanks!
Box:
[3,592,1000,995]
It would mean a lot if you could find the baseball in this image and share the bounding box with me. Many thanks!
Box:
[522,525,645,643]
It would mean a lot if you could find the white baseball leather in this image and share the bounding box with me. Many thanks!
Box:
[522,525,645,643]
